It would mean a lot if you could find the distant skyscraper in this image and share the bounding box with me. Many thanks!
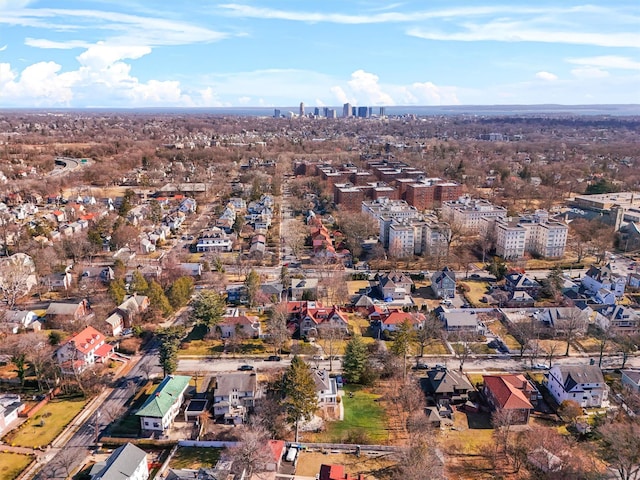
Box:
[327,108,337,118]
[274,109,281,118]
[343,103,352,117]
[357,106,368,118]
[323,107,329,117]
[379,106,386,117]
[299,102,305,116]
[368,107,373,117]
[352,106,357,117]
[314,107,320,116]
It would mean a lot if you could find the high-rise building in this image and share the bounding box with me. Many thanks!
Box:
[327,109,337,118]
[314,107,320,116]
[322,107,329,117]
[299,102,305,117]
[274,109,281,118]
[343,103,352,117]
[368,107,373,117]
[357,106,368,118]
[379,106,386,117]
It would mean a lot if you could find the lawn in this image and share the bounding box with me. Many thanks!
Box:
[485,319,521,350]
[459,281,490,307]
[419,339,449,355]
[346,280,370,296]
[295,452,397,478]
[0,453,34,480]
[313,385,388,444]
[169,447,221,469]
[3,398,86,448]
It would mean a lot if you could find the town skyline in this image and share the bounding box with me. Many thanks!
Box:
[1,1,639,108]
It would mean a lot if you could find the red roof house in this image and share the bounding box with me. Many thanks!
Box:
[483,374,534,424]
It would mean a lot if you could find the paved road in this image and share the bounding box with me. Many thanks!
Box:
[34,348,162,479]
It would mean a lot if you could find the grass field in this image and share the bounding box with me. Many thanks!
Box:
[312,385,388,444]
[485,319,521,350]
[3,398,86,448]
[459,281,490,307]
[0,453,33,480]
[169,447,221,469]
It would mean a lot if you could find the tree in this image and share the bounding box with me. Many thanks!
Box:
[486,256,507,280]
[145,280,174,319]
[10,352,28,388]
[167,276,195,309]
[108,278,127,305]
[555,308,587,356]
[319,325,345,372]
[492,408,517,453]
[284,218,308,259]
[599,419,640,480]
[557,400,583,424]
[265,302,289,355]
[415,313,442,358]
[130,270,149,293]
[244,269,261,308]
[342,336,369,384]
[450,330,474,371]
[335,211,378,259]
[157,326,185,377]
[226,422,273,478]
[281,356,319,442]
[617,333,638,369]
[118,188,136,217]
[0,253,36,308]
[390,320,416,378]
[190,290,225,329]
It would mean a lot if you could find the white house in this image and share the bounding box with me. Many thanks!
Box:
[581,264,626,298]
[55,326,113,374]
[213,373,257,424]
[313,369,338,405]
[545,365,609,408]
[90,443,149,480]
[180,263,203,276]
[217,315,261,339]
[136,375,191,433]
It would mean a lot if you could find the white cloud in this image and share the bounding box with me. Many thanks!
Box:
[571,67,610,79]
[408,81,459,105]
[238,96,251,104]
[0,45,6,51]
[76,43,151,70]
[567,55,640,71]
[330,85,350,104]
[25,38,90,49]
[347,70,394,105]
[536,71,558,81]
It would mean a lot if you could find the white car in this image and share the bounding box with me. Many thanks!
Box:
[532,363,548,370]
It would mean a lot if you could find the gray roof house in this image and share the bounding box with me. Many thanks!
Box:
[545,365,609,408]
[441,310,486,334]
[213,373,257,424]
[431,267,456,299]
[621,370,640,393]
[90,443,149,480]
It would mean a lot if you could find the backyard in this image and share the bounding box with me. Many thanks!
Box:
[0,452,34,480]
[169,447,221,469]
[295,451,397,479]
[2,397,86,448]
[307,385,388,444]
[458,281,490,307]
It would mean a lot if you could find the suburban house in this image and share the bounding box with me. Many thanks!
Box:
[621,370,640,393]
[217,314,261,339]
[136,375,191,434]
[537,307,589,335]
[377,271,414,301]
[594,305,640,336]
[504,272,541,298]
[0,394,24,436]
[431,267,456,299]
[545,365,609,408]
[55,326,113,374]
[313,369,338,406]
[195,228,234,253]
[483,374,535,425]
[260,281,284,303]
[1,310,39,334]
[440,310,486,334]
[180,263,203,277]
[45,299,92,326]
[89,443,149,480]
[581,264,626,298]
[378,310,426,333]
[105,294,150,336]
[212,373,257,424]
[423,366,474,407]
[290,278,319,301]
[505,290,536,308]
[298,306,350,338]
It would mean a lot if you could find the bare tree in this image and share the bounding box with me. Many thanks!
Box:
[0,253,36,308]
[319,325,345,371]
[265,302,290,355]
[226,423,274,478]
[599,419,640,480]
[491,408,517,453]
[554,307,588,356]
[415,313,442,358]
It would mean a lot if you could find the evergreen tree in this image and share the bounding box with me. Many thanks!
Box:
[342,336,368,384]
[167,276,195,309]
[190,290,226,329]
[390,320,416,378]
[282,356,318,442]
[130,270,149,293]
[245,269,261,308]
[108,278,127,305]
[157,326,184,377]
[145,280,173,317]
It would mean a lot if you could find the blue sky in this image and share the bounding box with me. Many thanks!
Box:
[1,0,639,108]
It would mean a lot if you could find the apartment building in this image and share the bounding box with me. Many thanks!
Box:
[362,198,419,247]
[494,210,568,259]
[441,196,507,233]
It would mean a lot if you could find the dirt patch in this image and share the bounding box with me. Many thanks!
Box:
[294,451,398,479]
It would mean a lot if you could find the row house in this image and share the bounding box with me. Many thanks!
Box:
[595,305,640,336]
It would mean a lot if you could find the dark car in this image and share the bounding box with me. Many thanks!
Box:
[238,364,254,371]
[412,362,429,370]
[265,355,282,362]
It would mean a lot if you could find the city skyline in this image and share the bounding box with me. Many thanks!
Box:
[1,1,639,108]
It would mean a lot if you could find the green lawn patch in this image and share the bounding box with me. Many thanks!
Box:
[459,281,490,307]
[320,385,387,444]
[108,414,140,437]
[420,339,449,355]
[3,398,86,448]
[169,447,221,469]
[0,453,33,480]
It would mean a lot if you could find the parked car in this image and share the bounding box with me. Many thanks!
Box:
[238,364,254,371]
[265,355,281,362]
[312,355,325,361]
[412,362,429,370]
[532,363,548,370]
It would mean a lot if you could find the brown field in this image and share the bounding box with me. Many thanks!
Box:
[294,451,397,479]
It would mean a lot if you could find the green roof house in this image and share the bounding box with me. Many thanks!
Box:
[136,375,191,434]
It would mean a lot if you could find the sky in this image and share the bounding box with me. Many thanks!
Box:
[1,0,639,108]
